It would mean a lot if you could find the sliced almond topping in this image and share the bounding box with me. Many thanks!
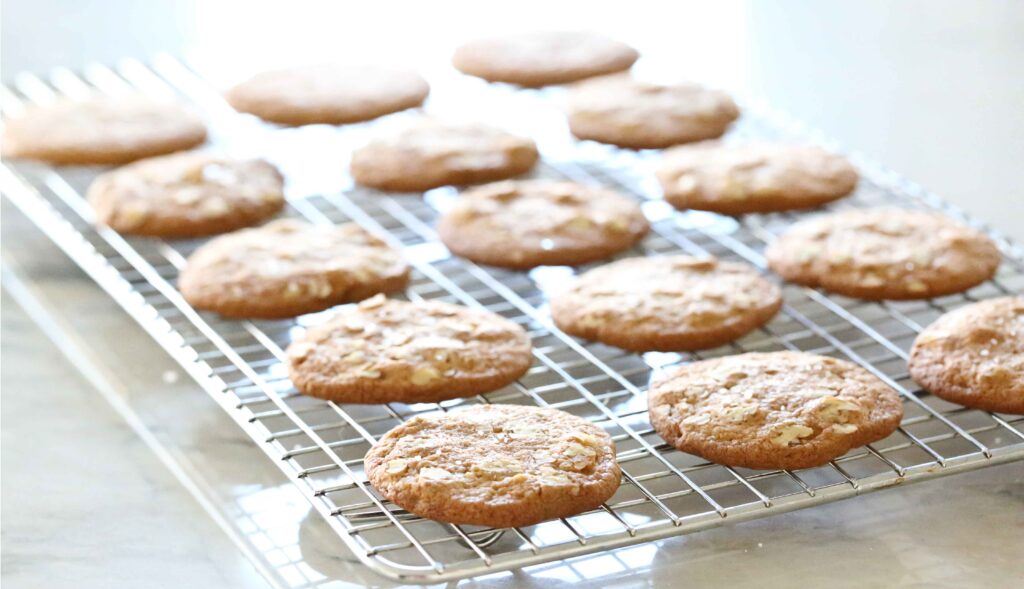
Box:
[816,396,861,423]
[538,470,572,486]
[564,442,597,458]
[724,404,758,423]
[771,423,814,447]
[682,413,712,425]
[359,294,387,309]
[906,280,929,293]
[419,467,451,481]
[474,458,521,477]
[832,423,859,435]
[410,366,440,386]
[287,342,316,362]
[342,350,366,364]
[386,459,408,475]
[356,366,383,379]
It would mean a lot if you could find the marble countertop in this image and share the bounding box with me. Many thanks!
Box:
[3,2,1023,587]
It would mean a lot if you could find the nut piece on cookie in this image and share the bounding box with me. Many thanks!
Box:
[647,351,903,470]
[178,220,409,319]
[87,152,285,238]
[350,119,539,192]
[452,31,639,87]
[657,142,858,215]
[909,296,1024,414]
[225,64,429,126]
[437,180,649,269]
[766,208,1001,300]
[566,76,740,149]
[287,297,532,404]
[2,97,207,165]
[550,255,782,352]
[364,404,621,528]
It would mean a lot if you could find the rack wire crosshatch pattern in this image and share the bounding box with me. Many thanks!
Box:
[1,54,1022,584]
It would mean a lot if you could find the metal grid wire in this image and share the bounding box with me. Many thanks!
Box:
[2,54,1023,584]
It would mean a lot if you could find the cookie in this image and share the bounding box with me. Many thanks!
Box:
[437,180,649,269]
[179,219,409,319]
[765,208,1001,300]
[657,142,858,214]
[364,404,621,528]
[87,152,285,238]
[225,64,429,126]
[550,255,781,352]
[566,76,740,149]
[648,351,904,470]
[909,296,1024,414]
[350,119,539,192]
[287,296,532,404]
[452,31,639,87]
[2,97,206,165]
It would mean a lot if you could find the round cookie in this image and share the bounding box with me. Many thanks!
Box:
[550,255,782,352]
[648,351,904,470]
[452,31,639,87]
[2,97,207,165]
[225,64,429,126]
[287,296,532,404]
[657,142,858,214]
[364,404,621,528]
[908,296,1024,414]
[179,219,409,319]
[350,119,539,192]
[87,152,285,238]
[765,208,1001,300]
[566,77,739,149]
[437,180,649,269]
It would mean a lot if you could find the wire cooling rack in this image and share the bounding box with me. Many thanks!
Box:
[2,54,1023,584]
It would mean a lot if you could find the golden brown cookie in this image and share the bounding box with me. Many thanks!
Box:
[178,220,409,319]
[364,404,621,528]
[566,76,739,149]
[657,142,858,214]
[287,296,532,404]
[350,119,539,192]
[909,296,1024,414]
[2,97,207,165]
[648,352,904,470]
[452,31,639,87]
[550,255,782,352]
[225,64,429,126]
[437,180,649,269]
[765,208,1001,300]
[87,152,285,238]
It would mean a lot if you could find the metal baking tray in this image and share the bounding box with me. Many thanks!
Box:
[2,54,1022,584]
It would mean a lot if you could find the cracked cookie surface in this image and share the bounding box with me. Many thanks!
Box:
[438,180,649,269]
[88,152,284,238]
[225,64,428,125]
[909,296,1024,414]
[350,119,538,192]
[365,404,621,527]
[567,77,739,149]
[648,351,903,470]
[452,31,638,87]
[178,219,409,318]
[288,296,532,403]
[657,142,857,214]
[2,97,206,165]
[766,208,1001,299]
[550,255,781,352]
